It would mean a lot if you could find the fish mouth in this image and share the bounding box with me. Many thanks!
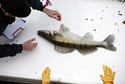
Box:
[37,30,44,36]
[37,30,43,34]
[37,30,54,34]
[37,30,53,38]
[37,30,47,35]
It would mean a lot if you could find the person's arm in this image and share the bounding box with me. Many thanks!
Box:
[43,8,61,21]
[25,0,45,11]
[0,22,22,57]
[0,38,37,58]
[0,22,8,36]
[25,0,61,21]
[0,44,23,58]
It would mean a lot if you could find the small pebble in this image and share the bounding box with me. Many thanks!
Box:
[94,29,96,31]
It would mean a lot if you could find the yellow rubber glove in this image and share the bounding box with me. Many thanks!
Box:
[100,65,116,84]
[42,67,51,84]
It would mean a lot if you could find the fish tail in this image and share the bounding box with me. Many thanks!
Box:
[103,35,117,51]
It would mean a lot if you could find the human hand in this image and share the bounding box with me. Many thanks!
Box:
[42,67,51,84]
[43,8,61,21]
[22,38,38,51]
[100,65,116,84]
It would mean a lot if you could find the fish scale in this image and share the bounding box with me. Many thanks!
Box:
[54,35,107,49]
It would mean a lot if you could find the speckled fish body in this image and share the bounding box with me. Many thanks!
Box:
[38,24,116,55]
[52,31,107,49]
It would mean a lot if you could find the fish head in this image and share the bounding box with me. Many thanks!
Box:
[37,30,60,40]
[38,30,54,39]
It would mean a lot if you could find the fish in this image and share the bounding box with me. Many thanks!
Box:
[37,24,116,55]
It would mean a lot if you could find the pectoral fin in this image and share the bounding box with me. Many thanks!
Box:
[54,32,63,37]
[78,48,97,55]
[55,45,74,53]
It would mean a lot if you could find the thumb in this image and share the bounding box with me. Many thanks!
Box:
[112,72,116,79]
[100,75,106,82]
[52,15,59,20]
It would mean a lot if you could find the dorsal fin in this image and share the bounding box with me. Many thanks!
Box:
[59,24,70,32]
[83,32,93,40]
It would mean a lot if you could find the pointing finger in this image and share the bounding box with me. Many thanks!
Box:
[28,38,36,43]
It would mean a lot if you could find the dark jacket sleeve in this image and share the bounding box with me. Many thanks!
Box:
[26,0,45,11]
[0,22,8,35]
[0,22,23,58]
[0,44,23,58]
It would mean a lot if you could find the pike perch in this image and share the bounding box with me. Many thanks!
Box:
[37,24,116,55]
